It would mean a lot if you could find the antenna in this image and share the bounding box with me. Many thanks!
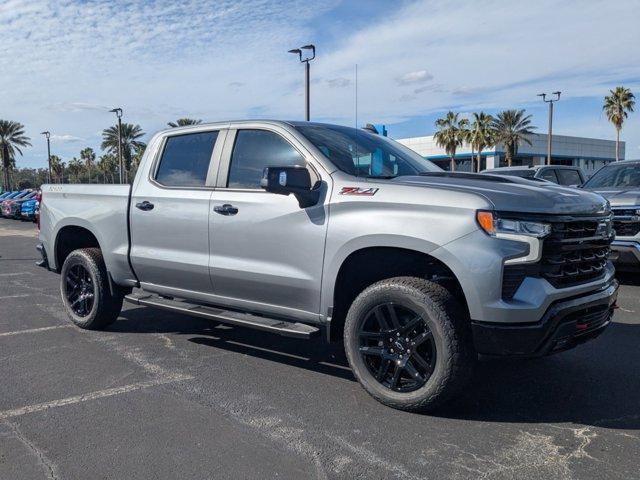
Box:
[355,64,359,175]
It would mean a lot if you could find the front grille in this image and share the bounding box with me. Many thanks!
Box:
[501,213,612,298]
[612,208,640,237]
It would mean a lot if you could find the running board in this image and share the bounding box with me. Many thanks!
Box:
[124,292,319,339]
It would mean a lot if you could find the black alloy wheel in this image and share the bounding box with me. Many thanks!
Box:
[64,264,95,317]
[357,302,437,392]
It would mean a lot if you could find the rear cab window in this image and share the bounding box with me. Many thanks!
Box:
[538,169,559,183]
[155,131,219,187]
[556,169,583,186]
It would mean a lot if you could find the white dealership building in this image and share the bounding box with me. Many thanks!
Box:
[396,133,624,174]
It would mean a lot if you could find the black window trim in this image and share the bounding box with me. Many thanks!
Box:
[149,128,226,190]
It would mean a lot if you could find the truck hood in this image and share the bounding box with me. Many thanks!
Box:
[582,187,640,208]
[394,172,609,215]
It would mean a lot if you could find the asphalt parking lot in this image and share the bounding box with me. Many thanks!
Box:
[0,217,639,480]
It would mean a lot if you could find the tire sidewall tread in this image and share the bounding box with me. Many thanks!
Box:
[344,276,474,412]
[60,248,122,330]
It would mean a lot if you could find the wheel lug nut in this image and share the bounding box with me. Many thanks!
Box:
[405,338,409,342]
[396,333,400,337]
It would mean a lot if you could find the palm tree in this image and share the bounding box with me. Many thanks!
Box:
[97,154,118,183]
[603,87,635,161]
[49,155,64,183]
[167,118,202,128]
[468,112,495,172]
[101,123,145,182]
[80,147,96,182]
[0,120,31,191]
[491,109,536,167]
[433,111,469,171]
[67,158,84,183]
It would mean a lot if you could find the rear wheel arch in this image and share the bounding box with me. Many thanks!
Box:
[54,225,101,271]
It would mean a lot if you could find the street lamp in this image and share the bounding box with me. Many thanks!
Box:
[538,91,561,165]
[288,44,316,121]
[109,108,124,183]
[40,131,51,183]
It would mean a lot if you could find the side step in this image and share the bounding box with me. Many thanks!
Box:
[124,292,320,339]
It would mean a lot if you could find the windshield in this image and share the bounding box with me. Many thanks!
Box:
[295,124,441,178]
[485,169,535,179]
[584,163,640,188]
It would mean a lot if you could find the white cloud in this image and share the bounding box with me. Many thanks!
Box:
[51,134,84,143]
[396,70,433,85]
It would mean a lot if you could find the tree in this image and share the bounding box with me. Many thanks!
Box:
[491,109,535,167]
[80,147,96,182]
[433,111,469,171]
[167,118,202,128]
[49,155,64,183]
[603,86,635,161]
[0,120,31,191]
[67,157,84,183]
[468,112,495,172]
[101,123,145,182]
[97,154,118,183]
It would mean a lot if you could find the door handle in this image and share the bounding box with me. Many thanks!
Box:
[135,201,154,211]
[213,204,238,215]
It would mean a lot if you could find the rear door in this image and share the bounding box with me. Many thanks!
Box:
[130,128,226,294]
[208,125,329,321]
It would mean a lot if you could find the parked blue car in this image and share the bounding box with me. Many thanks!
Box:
[20,198,39,222]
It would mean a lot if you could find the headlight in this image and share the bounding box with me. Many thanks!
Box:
[476,211,551,238]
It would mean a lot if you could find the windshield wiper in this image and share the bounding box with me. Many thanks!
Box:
[365,175,397,179]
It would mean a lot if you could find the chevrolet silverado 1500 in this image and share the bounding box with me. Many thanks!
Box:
[38,121,618,411]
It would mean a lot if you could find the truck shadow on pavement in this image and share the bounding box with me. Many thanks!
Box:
[114,307,640,430]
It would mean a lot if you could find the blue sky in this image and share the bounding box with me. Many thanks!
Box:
[2,0,639,168]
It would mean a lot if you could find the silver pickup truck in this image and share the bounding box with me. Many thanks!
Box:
[582,159,640,271]
[38,120,618,412]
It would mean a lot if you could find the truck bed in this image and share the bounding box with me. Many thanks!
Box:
[39,184,136,285]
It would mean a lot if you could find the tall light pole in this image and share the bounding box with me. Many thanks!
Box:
[538,91,561,165]
[40,131,51,183]
[110,108,124,183]
[288,44,316,121]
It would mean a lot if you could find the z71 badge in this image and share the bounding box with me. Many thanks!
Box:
[339,187,379,196]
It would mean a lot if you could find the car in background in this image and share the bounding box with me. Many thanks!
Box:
[581,159,640,271]
[4,191,37,219]
[0,190,31,216]
[21,197,39,222]
[481,165,586,186]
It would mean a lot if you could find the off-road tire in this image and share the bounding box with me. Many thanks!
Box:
[60,248,123,330]
[344,276,474,412]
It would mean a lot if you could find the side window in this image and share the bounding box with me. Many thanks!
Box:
[538,169,559,183]
[155,131,219,187]
[228,130,305,189]
[556,169,583,186]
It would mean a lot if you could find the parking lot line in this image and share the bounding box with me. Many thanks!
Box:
[0,325,72,337]
[0,271,33,276]
[0,373,194,421]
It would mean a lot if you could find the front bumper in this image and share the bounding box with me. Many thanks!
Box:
[472,279,618,357]
[610,240,640,270]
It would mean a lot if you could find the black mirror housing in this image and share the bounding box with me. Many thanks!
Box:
[261,166,319,208]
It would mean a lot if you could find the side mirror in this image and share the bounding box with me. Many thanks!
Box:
[261,166,320,208]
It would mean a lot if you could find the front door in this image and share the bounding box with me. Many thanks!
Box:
[130,129,223,294]
[208,127,329,321]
